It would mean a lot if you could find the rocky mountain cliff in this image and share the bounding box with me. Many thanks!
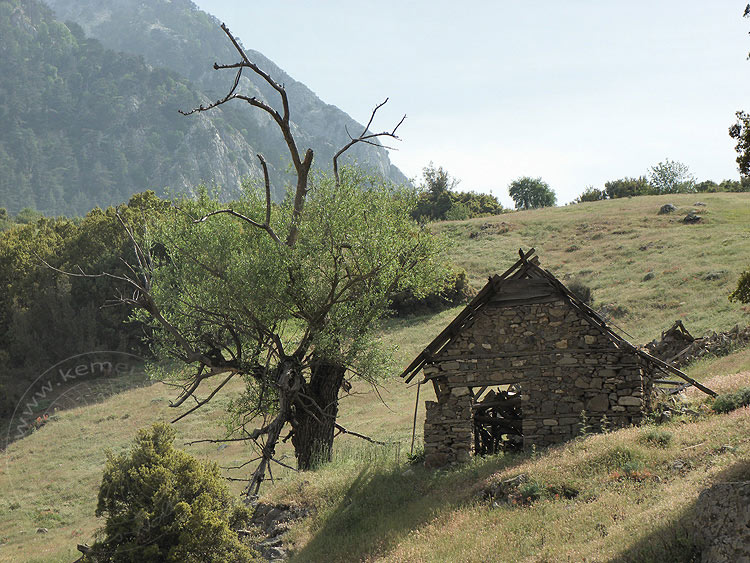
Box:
[0,0,405,215]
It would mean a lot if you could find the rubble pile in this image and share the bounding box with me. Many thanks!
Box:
[645,320,750,368]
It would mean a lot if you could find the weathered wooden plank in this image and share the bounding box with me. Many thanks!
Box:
[435,348,623,360]
[489,294,561,306]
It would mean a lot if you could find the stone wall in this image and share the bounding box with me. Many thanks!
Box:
[422,298,652,465]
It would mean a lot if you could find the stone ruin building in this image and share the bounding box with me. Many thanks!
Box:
[400,249,714,468]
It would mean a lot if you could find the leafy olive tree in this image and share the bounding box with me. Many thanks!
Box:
[508,177,556,210]
[73,25,445,496]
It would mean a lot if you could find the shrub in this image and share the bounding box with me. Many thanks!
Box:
[517,481,544,504]
[603,176,651,199]
[85,423,255,562]
[389,265,473,316]
[640,428,673,448]
[406,445,425,465]
[576,186,606,203]
[712,387,750,413]
[609,459,655,482]
[729,270,750,304]
[567,279,593,306]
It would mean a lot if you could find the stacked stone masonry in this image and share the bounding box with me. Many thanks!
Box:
[423,299,652,467]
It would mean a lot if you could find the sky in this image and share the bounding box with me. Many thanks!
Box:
[192,1,750,206]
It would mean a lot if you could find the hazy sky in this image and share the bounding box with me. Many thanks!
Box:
[193,1,750,206]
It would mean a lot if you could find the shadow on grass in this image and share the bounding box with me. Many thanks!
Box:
[0,357,151,449]
[608,458,750,563]
[289,453,525,563]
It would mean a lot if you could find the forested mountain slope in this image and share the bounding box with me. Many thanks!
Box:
[0,0,404,215]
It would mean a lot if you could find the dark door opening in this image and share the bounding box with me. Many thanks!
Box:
[471,385,522,455]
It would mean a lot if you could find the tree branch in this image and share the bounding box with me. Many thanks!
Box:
[193,206,281,244]
[333,423,387,445]
[333,98,406,186]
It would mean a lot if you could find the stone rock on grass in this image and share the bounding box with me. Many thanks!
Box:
[683,211,702,224]
[249,502,310,561]
[482,473,529,503]
[658,203,677,215]
[693,481,750,562]
[702,271,727,281]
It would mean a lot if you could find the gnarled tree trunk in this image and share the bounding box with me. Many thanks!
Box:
[291,358,346,470]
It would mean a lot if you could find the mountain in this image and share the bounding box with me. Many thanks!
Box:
[0,0,405,215]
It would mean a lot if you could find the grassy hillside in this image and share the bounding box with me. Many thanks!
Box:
[1,193,749,561]
[435,193,750,342]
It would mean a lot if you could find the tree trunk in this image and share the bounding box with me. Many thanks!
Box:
[291,358,345,470]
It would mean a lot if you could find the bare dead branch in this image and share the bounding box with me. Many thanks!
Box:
[270,456,298,472]
[333,423,387,445]
[193,207,281,244]
[221,457,262,471]
[170,370,236,423]
[333,98,406,186]
[257,153,273,226]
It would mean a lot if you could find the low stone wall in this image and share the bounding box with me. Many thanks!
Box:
[424,391,472,468]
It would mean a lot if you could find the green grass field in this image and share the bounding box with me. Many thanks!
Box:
[1,193,749,562]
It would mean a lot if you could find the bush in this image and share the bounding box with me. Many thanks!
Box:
[729,270,750,304]
[406,445,425,465]
[411,163,503,222]
[567,279,593,306]
[603,177,651,199]
[85,423,255,562]
[640,428,673,448]
[575,186,606,203]
[712,387,750,413]
[390,265,473,316]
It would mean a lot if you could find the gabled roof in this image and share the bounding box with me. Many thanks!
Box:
[399,248,716,397]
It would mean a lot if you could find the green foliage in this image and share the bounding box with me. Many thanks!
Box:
[696,179,750,193]
[730,270,750,304]
[86,422,255,562]
[712,387,750,413]
[507,177,556,210]
[575,186,606,203]
[730,110,750,177]
[640,428,673,448]
[0,208,10,232]
[389,265,472,316]
[603,176,651,199]
[144,168,445,395]
[411,163,503,222]
[719,178,750,192]
[0,191,168,418]
[406,445,425,465]
[14,208,44,225]
[648,159,696,194]
[517,481,544,503]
